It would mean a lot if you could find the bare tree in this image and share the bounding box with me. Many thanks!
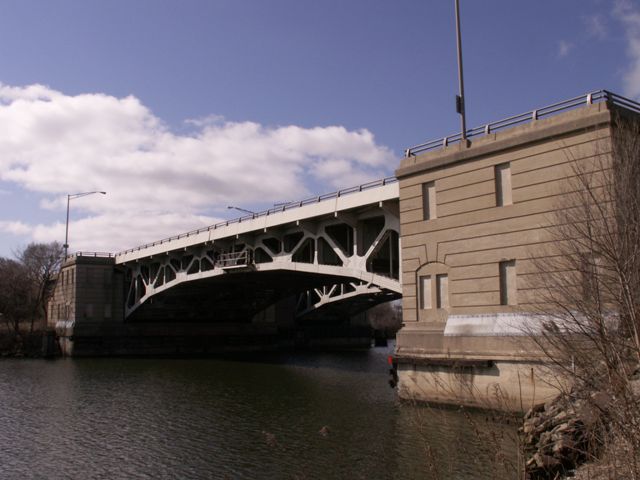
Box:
[0,242,63,340]
[530,113,640,477]
[16,242,63,332]
[0,257,32,336]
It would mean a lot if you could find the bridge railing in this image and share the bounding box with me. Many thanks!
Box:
[116,176,398,256]
[216,251,250,268]
[404,90,640,157]
[64,251,114,260]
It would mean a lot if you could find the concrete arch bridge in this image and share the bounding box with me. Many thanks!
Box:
[116,178,401,326]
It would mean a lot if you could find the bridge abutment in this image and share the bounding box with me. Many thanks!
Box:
[49,254,124,355]
[395,99,620,411]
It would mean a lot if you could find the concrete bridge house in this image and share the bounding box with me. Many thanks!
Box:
[394,91,638,409]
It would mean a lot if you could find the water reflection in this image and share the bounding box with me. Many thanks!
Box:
[0,346,518,479]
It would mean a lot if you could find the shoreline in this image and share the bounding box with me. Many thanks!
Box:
[0,331,52,358]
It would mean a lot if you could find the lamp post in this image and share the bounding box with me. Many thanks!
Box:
[64,191,106,258]
[454,0,467,142]
[227,205,256,216]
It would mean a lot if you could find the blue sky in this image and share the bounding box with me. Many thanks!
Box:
[0,0,637,256]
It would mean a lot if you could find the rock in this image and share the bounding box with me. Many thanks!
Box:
[544,399,556,413]
[523,420,538,434]
[524,433,536,446]
[533,453,561,470]
[523,397,586,478]
[525,402,546,419]
[538,431,553,450]
[526,456,538,469]
[552,436,575,455]
[553,410,568,423]
[551,421,571,435]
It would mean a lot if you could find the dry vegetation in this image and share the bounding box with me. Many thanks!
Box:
[526,113,640,479]
[0,242,62,356]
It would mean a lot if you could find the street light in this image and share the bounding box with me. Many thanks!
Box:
[454,0,467,142]
[64,191,106,258]
[227,205,255,216]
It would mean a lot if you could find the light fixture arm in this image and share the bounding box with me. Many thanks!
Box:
[64,191,107,258]
[227,205,256,215]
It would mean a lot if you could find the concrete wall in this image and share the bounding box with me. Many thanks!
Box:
[49,255,123,328]
[395,102,616,410]
[48,255,124,355]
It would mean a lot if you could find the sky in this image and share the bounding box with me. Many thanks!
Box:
[0,0,638,257]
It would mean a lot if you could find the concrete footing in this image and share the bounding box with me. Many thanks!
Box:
[395,356,560,412]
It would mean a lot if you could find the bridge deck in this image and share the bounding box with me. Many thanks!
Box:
[116,179,398,264]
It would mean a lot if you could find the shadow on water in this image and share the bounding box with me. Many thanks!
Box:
[105,346,390,375]
[0,345,519,480]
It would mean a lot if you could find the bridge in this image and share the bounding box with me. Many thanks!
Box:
[49,89,637,411]
[117,176,401,322]
[49,177,402,355]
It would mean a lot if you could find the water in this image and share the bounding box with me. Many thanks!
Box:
[0,344,519,479]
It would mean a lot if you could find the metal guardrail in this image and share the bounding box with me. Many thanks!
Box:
[217,251,251,268]
[404,90,640,157]
[65,252,114,260]
[116,176,398,256]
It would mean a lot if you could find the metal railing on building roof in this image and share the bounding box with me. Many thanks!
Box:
[64,251,114,260]
[404,90,640,157]
[116,176,398,256]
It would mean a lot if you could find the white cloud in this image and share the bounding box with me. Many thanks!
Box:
[0,83,395,253]
[584,14,607,39]
[184,114,227,128]
[0,221,32,236]
[614,0,640,98]
[557,40,573,58]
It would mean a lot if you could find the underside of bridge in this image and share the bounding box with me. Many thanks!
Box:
[126,269,398,324]
[122,206,401,324]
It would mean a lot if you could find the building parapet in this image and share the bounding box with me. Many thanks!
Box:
[403,89,640,158]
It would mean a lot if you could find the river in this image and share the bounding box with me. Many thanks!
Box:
[0,343,519,479]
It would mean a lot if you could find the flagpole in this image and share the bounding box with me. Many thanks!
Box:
[454,0,467,142]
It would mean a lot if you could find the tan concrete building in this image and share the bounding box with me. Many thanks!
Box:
[48,254,124,355]
[394,93,633,410]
